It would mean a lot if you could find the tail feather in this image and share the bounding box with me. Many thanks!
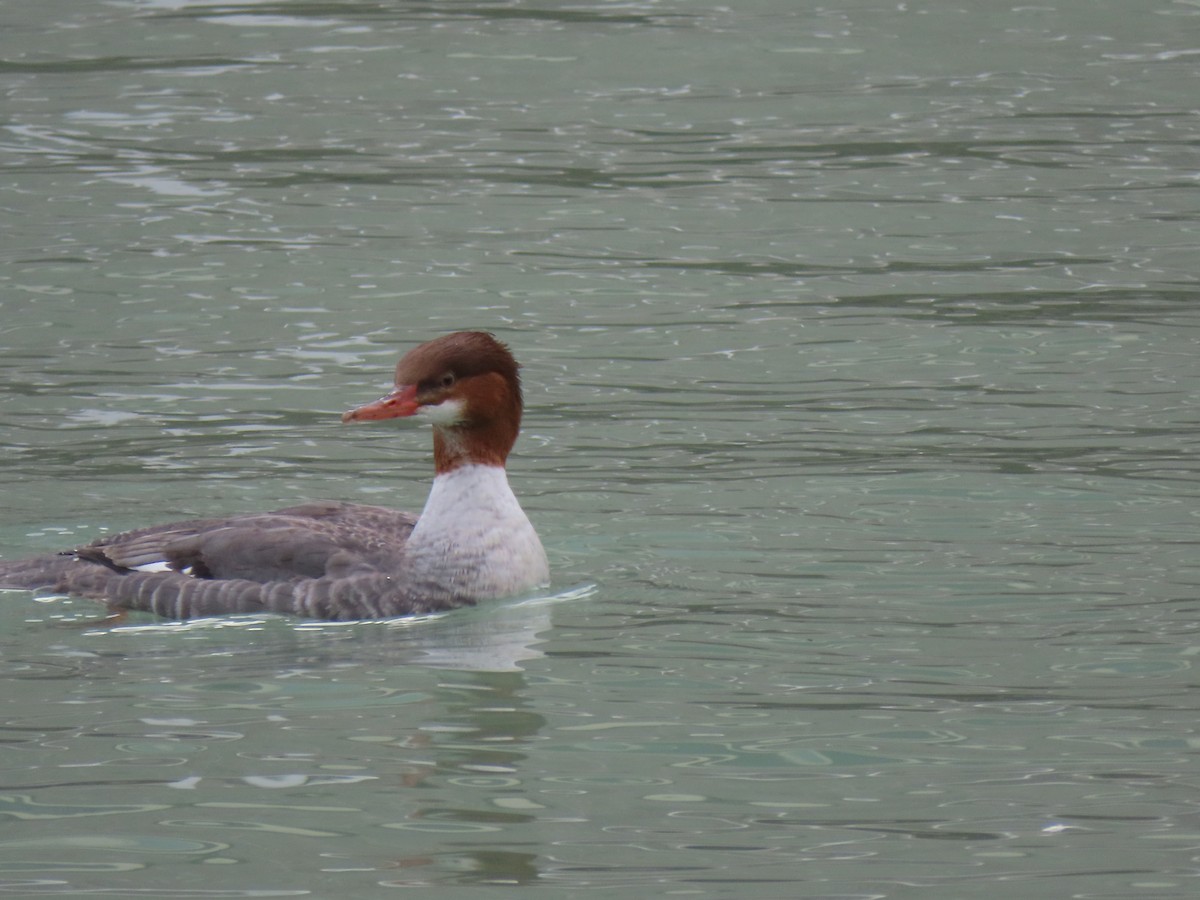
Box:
[0,555,73,593]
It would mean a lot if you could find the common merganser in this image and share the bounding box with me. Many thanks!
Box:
[0,331,549,620]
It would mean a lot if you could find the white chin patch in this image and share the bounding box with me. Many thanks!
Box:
[418,397,465,427]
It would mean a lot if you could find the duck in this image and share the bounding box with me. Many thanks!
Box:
[0,331,549,621]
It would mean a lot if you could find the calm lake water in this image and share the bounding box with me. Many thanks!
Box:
[2,1,1198,896]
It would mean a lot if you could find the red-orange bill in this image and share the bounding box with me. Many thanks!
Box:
[341,384,420,422]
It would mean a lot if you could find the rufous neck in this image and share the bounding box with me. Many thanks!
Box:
[432,426,513,474]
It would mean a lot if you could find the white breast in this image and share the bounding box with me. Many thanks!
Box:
[408,464,549,598]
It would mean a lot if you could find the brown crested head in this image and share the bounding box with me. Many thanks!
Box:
[343,331,526,472]
[394,331,521,408]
